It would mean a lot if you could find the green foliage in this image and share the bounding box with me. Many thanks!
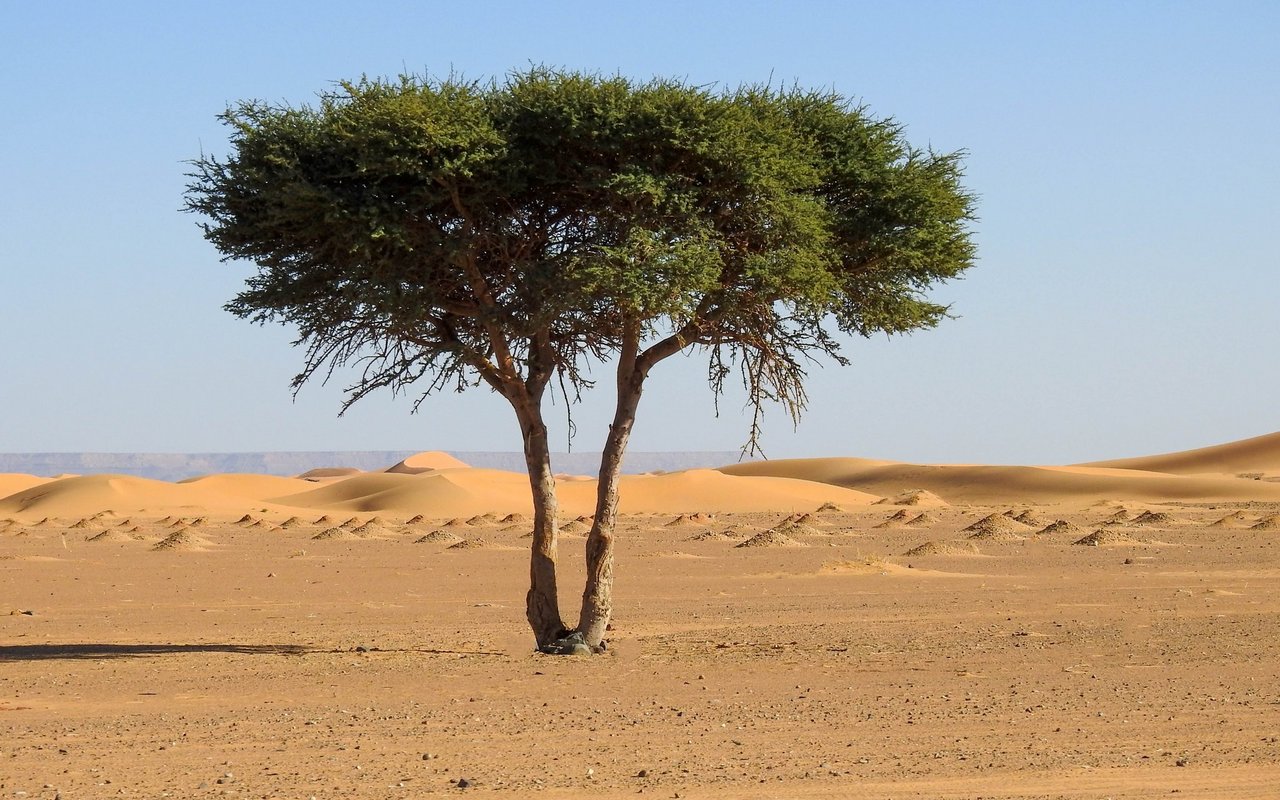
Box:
[186,68,975,436]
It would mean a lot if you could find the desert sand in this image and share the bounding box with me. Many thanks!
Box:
[3,434,1280,798]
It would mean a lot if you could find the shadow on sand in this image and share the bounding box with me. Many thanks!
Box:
[0,643,313,661]
[0,643,511,661]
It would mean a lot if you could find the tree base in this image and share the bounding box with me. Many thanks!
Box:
[537,630,607,656]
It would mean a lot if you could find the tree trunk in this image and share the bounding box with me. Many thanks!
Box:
[577,371,645,649]
[518,406,567,648]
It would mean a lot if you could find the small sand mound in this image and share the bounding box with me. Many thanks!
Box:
[1130,511,1177,527]
[773,520,824,537]
[279,516,306,528]
[443,517,469,528]
[500,513,528,524]
[905,512,940,527]
[561,518,593,535]
[786,512,819,525]
[338,517,363,530]
[447,537,489,550]
[467,513,499,526]
[1100,509,1133,525]
[735,529,806,548]
[236,514,258,525]
[902,540,979,557]
[68,518,95,530]
[967,528,1026,542]
[405,514,428,524]
[687,529,741,542]
[1073,529,1139,546]
[1209,511,1251,528]
[87,529,139,543]
[874,510,914,528]
[311,527,362,541]
[1012,510,1049,527]
[414,530,462,544]
[877,489,948,507]
[1250,515,1280,531]
[816,502,845,512]
[964,514,1030,536]
[1037,520,1085,536]
[664,514,703,527]
[151,529,210,551]
[313,515,334,525]
[351,522,388,536]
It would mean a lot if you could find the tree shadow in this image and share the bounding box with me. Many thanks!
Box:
[0,643,314,661]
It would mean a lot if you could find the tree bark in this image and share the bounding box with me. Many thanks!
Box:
[577,337,647,649]
[516,403,567,648]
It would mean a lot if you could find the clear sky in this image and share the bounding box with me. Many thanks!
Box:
[2,1,1276,465]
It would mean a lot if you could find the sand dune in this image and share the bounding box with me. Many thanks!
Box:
[264,467,878,516]
[5,433,1280,519]
[0,474,294,518]
[385,450,471,474]
[178,473,318,499]
[559,469,878,514]
[0,473,49,498]
[720,457,1280,505]
[1078,430,1280,477]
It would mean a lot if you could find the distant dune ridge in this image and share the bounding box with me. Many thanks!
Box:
[1077,430,1280,478]
[1,432,1279,519]
[0,451,738,482]
[719,431,1280,505]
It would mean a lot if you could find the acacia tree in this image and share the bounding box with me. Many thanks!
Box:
[186,69,974,653]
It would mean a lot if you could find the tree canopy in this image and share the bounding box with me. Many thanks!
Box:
[186,68,975,650]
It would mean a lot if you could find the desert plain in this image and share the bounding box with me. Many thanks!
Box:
[2,433,1279,799]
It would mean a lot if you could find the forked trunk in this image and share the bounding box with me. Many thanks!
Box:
[519,408,567,648]
[577,374,645,648]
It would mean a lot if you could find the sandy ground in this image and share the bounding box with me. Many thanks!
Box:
[3,434,1279,798]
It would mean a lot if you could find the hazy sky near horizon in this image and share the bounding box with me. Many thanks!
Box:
[2,1,1276,465]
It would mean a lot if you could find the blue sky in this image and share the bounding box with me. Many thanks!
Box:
[1,1,1276,464]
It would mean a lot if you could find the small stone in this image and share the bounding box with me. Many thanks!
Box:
[1176,758,1188,767]
[456,777,471,788]
[636,769,649,778]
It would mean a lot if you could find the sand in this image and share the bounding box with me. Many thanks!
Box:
[3,436,1280,798]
